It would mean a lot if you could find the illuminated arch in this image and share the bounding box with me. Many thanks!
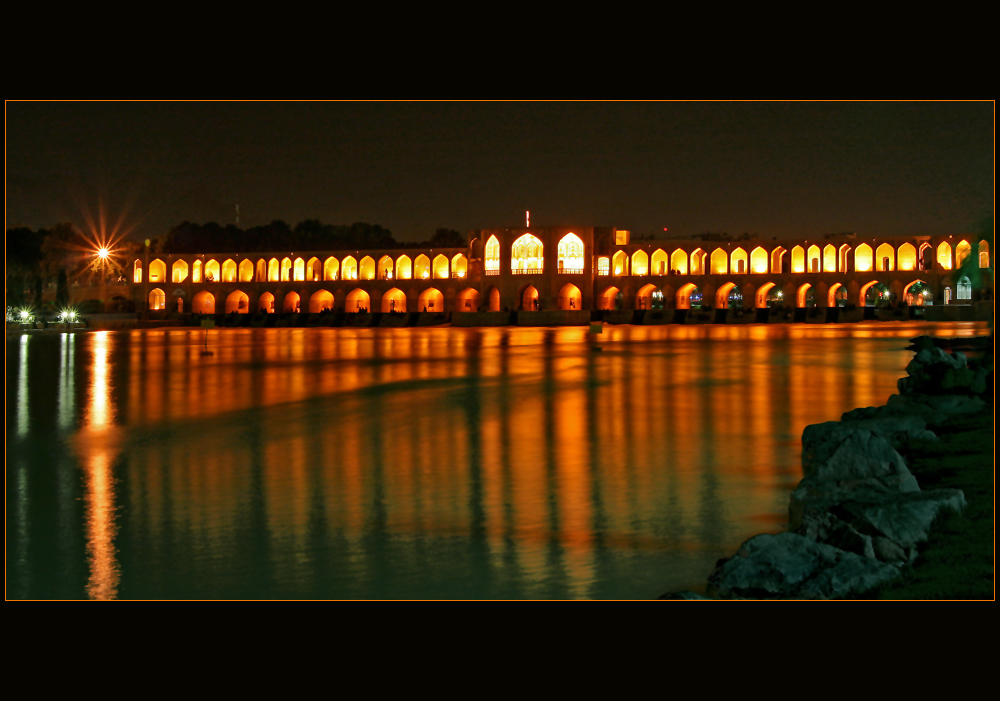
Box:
[309,289,334,313]
[432,254,449,279]
[171,259,188,283]
[554,283,580,310]
[511,234,544,272]
[203,259,220,282]
[413,254,430,280]
[770,246,787,274]
[854,244,873,272]
[395,255,412,280]
[823,245,837,273]
[796,283,813,308]
[345,288,370,312]
[256,259,266,282]
[226,289,249,314]
[670,249,688,275]
[902,279,928,304]
[827,283,843,308]
[452,253,468,278]
[980,240,990,268]
[936,241,952,270]
[807,245,821,273]
[690,248,706,275]
[488,287,501,311]
[148,288,166,310]
[676,283,699,310]
[418,287,444,312]
[279,257,291,282]
[377,255,394,280]
[521,285,539,310]
[292,257,305,282]
[267,258,279,282]
[651,248,668,276]
[456,287,480,311]
[149,259,166,283]
[597,256,610,276]
[875,243,895,271]
[192,259,203,283]
[342,256,358,280]
[558,233,585,273]
[598,286,620,310]
[283,291,301,314]
[258,291,274,313]
[750,247,768,274]
[631,250,649,276]
[897,243,917,271]
[791,246,805,273]
[859,280,880,307]
[710,248,728,274]
[755,282,776,309]
[956,240,972,267]
[612,250,628,276]
[731,247,748,275]
[715,282,738,309]
[222,259,238,282]
[838,245,851,273]
[305,257,322,281]
[191,290,214,314]
[636,283,658,310]
[381,287,406,313]
[239,259,255,282]
[359,256,375,280]
[133,259,143,283]
[485,235,501,273]
[323,256,340,281]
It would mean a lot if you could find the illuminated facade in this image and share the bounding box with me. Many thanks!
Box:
[131,229,989,315]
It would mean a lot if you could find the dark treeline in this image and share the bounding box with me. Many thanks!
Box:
[158,220,467,254]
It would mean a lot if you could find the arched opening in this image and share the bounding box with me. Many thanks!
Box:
[957,276,972,300]
[875,243,895,271]
[521,285,539,311]
[256,259,266,282]
[612,250,628,276]
[239,259,255,282]
[691,248,706,275]
[597,256,610,276]
[854,244,873,272]
[149,259,166,283]
[279,258,291,282]
[791,246,805,273]
[944,287,952,304]
[377,255,394,280]
[432,254,449,279]
[258,291,275,313]
[979,240,990,268]
[419,287,445,312]
[305,257,322,282]
[651,248,668,276]
[859,280,882,307]
[346,288,370,312]
[191,290,215,314]
[731,247,748,275]
[755,282,776,309]
[903,280,930,306]
[897,243,917,271]
[414,254,430,280]
[289,257,303,282]
[222,259,238,282]
[381,287,406,313]
[456,287,480,312]
[485,235,501,274]
[823,245,837,273]
[452,253,468,278]
[676,283,700,310]
[558,233,585,273]
[635,283,658,310]
[827,283,844,307]
[936,241,952,270]
[309,290,334,313]
[192,259,203,283]
[176,296,184,314]
[670,249,688,275]
[599,286,621,310]
[396,255,412,280]
[342,256,358,280]
[632,250,649,276]
[148,288,166,310]
[359,256,375,280]
[838,244,851,272]
[715,282,740,309]
[956,240,972,268]
[511,234,544,272]
[770,246,787,274]
[283,291,301,314]
[796,283,813,308]
[171,259,189,283]
[133,259,143,283]
[324,257,340,281]
[203,259,220,282]
[710,248,728,274]
[807,245,821,273]
[226,290,249,314]
[558,283,582,310]
[750,247,768,274]
[489,287,501,311]
[267,258,279,282]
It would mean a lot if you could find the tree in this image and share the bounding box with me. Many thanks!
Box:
[56,269,69,308]
[429,228,466,248]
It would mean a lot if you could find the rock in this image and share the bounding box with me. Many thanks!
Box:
[832,489,967,549]
[872,536,908,565]
[658,590,712,600]
[884,393,950,425]
[836,412,938,447]
[795,510,875,559]
[903,393,986,416]
[801,422,919,491]
[706,532,899,599]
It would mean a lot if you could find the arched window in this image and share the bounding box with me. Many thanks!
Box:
[823,245,837,273]
[597,257,610,276]
[807,245,821,273]
[897,243,916,271]
[378,255,394,280]
[342,256,358,280]
[293,257,305,282]
[192,259,203,283]
[256,259,266,282]
[955,240,972,268]
[222,259,237,282]
[557,233,585,273]
[239,259,254,282]
[791,246,805,273]
[309,290,335,313]
[854,244,873,272]
[710,248,728,274]
[980,241,990,268]
[937,242,952,270]
[148,288,166,310]
[558,283,582,310]
[432,254,449,279]
[267,258,279,282]
[839,245,851,273]
[324,257,339,281]
[651,248,668,276]
[226,290,249,313]
[485,235,500,275]
[280,258,292,282]
[631,249,649,276]
[957,276,972,300]
[381,287,406,313]
[690,248,706,275]
[612,250,628,276]
[133,259,143,283]
[359,256,375,280]
[670,249,688,275]
[731,247,748,275]
[172,259,188,283]
[414,254,430,280]
[420,287,446,312]
[770,247,786,274]
[305,257,321,282]
[205,259,221,282]
[750,247,768,274]
[511,234,543,273]
[451,253,468,278]
[875,243,894,271]
[149,259,166,283]
[396,255,412,280]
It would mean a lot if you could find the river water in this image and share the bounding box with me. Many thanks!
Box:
[6,321,988,599]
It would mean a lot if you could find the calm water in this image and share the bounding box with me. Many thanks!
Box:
[6,321,988,599]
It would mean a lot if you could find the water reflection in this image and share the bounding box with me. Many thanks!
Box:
[6,321,989,599]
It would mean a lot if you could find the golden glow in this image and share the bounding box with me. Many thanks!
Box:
[324,256,340,281]
[521,285,539,310]
[823,245,837,272]
[770,246,786,274]
[558,233,585,273]
[485,235,501,273]
[133,259,143,283]
[170,259,187,284]
[897,243,916,271]
[378,255,393,280]
[258,291,275,313]
[346,288,370,312]
[597,256,610,276]
[396,255,412,280]
[615,229,630,245]
[598,286,619,310]
[239,259,255,282]
[309,289,335,313]
[651,248,668,276]
[791,246,805,273]
[612,250,628,276]
[226,290,249,314]
[691,248,706,275]
[980,240,990,268]
[827,282,843,307]
[293,257,305,282]
[750,247,768,274]
[558,283,582,310]
[755,282,775,308]
[715,282,736,309]
[937,241,952,270]
[418,287,444,312]
[222,259,238,282]
[342,256,358,280]
[452,253,468,278]
[875,243,895,271]
[283,291,301,313]
[149,258,166,283]
[280,257,292,281]
[381,287,406,313]
[670,248,688,275]
[456,287,480,311]
[97,247,110,260]
[148,288,165,310]
[839,244,851,273]
[192,290,215,314]
[731,247,748,275]
[206,259,222,282]
[305,257,321,282]
[488,287,501,311]
[796,283,812,308]
[636,283,658,309]
[432,253,449,279]
[268,258,279,282]
[854,244,873,272]
[631,249,649,276]
[710,248,728,275]
[256,258,267,281]
[511,234,544,272]
[859,280,879,307]
[807,245,821,273]
[956,240,972,267]
[676,282,698,309]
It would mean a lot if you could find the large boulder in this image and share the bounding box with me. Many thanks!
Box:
[835,412,938,447]
[829,489,967,550]
[898,347,990,396]
[706,532,899,599]
[801,421,919,491]
[794,509,875,559]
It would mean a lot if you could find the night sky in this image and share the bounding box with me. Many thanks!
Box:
[5,101,993,243]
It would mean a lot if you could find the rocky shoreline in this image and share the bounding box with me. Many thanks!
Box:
[663,334,993,600]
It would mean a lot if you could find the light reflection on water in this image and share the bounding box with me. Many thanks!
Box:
[6,322,989,599]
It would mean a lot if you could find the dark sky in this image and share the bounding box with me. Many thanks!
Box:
[5,101,993,242]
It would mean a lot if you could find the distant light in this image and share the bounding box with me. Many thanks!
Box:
[20,310,29,319]
[97,247,110,260]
